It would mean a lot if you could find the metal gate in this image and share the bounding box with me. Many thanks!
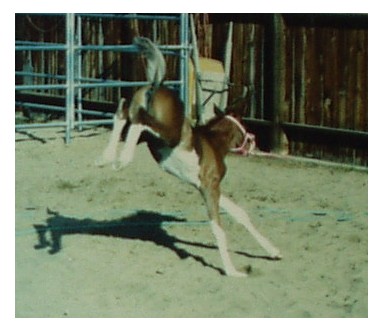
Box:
[15,13,190,143]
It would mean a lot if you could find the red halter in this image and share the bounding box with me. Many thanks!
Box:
[225,115,256,156]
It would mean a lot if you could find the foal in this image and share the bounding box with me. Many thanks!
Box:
[96,97,281,277]
[96,37,281,276]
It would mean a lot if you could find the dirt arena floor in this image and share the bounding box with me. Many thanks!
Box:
[15,127,368,318]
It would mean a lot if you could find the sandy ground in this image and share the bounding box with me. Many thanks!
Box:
[15,126,368,318]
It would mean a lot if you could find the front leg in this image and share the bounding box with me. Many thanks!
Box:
[200,181,246,277]
[113,123,145,170]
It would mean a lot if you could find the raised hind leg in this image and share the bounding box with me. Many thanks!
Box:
[95,98,127,167]
[112,123,145,170]
[219,195,282,259]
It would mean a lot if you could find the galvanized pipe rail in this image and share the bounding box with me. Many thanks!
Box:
[15,13,190,143]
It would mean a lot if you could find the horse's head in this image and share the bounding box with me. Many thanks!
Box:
[207,106,256,156]
[225,115,256,156]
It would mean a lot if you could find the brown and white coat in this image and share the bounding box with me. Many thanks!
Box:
[96,37,281,276]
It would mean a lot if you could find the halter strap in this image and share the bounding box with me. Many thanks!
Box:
[225,115,256,156]
[225,115,247,135]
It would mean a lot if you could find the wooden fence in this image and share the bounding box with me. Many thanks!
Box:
[15,13,368,165]
[207,14,368,166]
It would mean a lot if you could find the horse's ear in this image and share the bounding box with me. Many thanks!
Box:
[224,103,244,121]
[213,105,225,117]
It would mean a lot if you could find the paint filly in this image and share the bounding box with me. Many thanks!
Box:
[96,37,281,277]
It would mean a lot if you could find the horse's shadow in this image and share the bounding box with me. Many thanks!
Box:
[33,209,225,275]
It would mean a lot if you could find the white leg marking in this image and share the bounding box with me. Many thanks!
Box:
[113,124,145,170]
[95,116,126,167]
[211,220,247,277]
[220,195,282,259]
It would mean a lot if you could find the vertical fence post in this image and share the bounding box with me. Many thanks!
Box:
[265,14,287,153]
[76,15,83,131]
[248,25,256,118]
[219,21,233,110]
[190,14,205,124]
[65,13,75,143]
[180,13,190,117]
